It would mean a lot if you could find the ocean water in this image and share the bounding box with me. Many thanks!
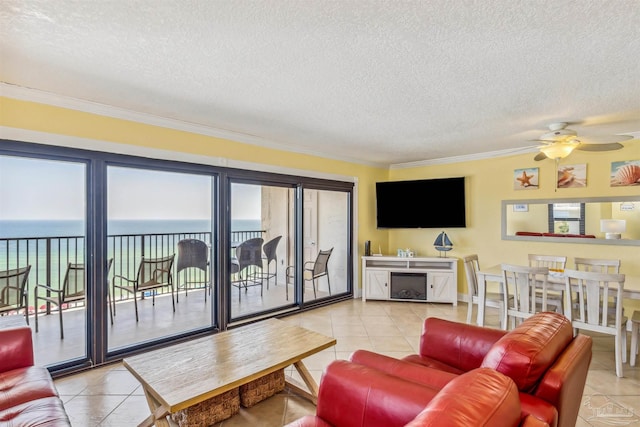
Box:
[0,219,261,277]
[0,219,260,238]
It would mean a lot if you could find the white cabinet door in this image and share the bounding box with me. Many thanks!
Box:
[427,272,454,303]
[365,270,389,300]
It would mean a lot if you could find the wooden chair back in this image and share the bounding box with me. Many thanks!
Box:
[501,264,549,328]
[528,254,567,272]
[574,257,620,274]
[563,269,626,377]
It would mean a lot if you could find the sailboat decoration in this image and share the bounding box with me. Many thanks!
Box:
[433,231,453,257]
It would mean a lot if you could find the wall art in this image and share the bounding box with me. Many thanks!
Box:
[610,160,640,186]
[513,168,538,190]
[557,164,587,188]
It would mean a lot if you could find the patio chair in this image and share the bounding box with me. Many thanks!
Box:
[112,254,175,322]
[34,262,85,339]
[231,237,264,301]
[261,235,282,289]
[176,239,210,303]
[0,265,31,324]
[285,247,333,300]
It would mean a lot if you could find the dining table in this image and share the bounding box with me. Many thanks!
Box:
[475,265,640,327]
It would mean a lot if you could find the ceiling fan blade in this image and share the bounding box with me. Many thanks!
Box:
[576,142,624,152]
[534,152,548,161]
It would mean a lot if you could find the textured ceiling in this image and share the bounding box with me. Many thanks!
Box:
[1,0,639,166]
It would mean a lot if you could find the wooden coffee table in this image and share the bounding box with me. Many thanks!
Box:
[124,318,336,427]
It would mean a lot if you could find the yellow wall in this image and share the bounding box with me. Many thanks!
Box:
[2,96,639,314]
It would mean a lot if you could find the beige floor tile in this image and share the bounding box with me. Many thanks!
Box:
[52,299,640,427]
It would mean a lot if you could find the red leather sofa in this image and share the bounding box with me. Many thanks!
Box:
[286,362,548,427]
[350,311,591,427]
[0,326,71,426]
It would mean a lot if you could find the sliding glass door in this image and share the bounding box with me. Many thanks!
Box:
[229,182,295,320]
[106,166,215,351]
[0,155,87,367]
[1,140,354,374]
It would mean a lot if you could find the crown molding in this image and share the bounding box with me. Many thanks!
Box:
[0,83,385,169]
[1,82,540,169]
[390,146,539,169]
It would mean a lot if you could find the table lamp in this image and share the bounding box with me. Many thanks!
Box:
[600,219,626,239]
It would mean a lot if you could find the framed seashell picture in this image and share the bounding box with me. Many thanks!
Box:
[610,160,640,186]
[557,164,587,188]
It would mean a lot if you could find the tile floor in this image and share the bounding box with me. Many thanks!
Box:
[54,299,640,426]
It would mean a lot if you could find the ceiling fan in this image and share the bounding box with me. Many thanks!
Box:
[532,122,633,161]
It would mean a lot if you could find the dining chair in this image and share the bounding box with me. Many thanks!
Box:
[232,237,265,301]
[176,239,210,303]
[463,255,507,329]
[285,248,333,300]
[528,254,566,313]
[261,235,282,290]
[563,269,627,377]
[112,254,176,322]
[500,264,551,329]
[0,265,32,324]
[34,262,84,339]
[574,257,621,273]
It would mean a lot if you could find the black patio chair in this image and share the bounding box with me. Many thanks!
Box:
[112,254,175,322]
[0,265,31,324]
[34,262,85,339]
[176,239,210,303]
[285,247,333,300]
[261,235,282,289]
[231,237,264,301]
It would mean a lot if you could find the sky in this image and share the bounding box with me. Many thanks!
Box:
[0,156,260,220]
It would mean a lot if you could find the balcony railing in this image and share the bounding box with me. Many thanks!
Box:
[0,229,264,314]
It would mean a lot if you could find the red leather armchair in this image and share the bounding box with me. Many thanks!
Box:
[286,361,548,427]
[0,326,71,426]
[350,312,592,427]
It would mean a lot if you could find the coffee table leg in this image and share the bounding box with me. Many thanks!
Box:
[284,361,319,405]
[138,387,171,427]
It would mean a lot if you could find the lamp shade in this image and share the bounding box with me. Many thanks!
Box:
[539,142,579,159]
[600,219,626,239]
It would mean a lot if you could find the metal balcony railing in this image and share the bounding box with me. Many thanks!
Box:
[0,229,265,314]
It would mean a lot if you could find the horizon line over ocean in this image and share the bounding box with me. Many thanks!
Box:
[0,219,261,239]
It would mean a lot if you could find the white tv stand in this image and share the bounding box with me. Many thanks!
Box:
[361,256,458,305]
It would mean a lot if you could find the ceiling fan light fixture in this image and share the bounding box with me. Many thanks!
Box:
[539,141,579,159]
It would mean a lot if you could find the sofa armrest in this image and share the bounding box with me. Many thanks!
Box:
[418,317,505,372]
[315,360,439,427]
[533,334,592,427]
[0,326,34,372]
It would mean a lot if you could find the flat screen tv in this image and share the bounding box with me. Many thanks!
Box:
[376,177,466,228]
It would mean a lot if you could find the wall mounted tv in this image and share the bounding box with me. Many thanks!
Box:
[376,177,466,228]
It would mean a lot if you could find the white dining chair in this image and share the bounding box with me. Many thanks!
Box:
[463,255,507,329]
[500,264,550,329]
[563,269,627,377]
[528,254,567,271]
[574,257,621,273]
[528,254,567,314]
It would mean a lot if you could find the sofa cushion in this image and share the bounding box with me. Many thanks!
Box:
[350,350,458,390]
[316,360,439,427]
[405,368,522,427]
[0,367,60,411]
[0,396,71,426]
[417,317,506,373]
[481,312,573,392]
